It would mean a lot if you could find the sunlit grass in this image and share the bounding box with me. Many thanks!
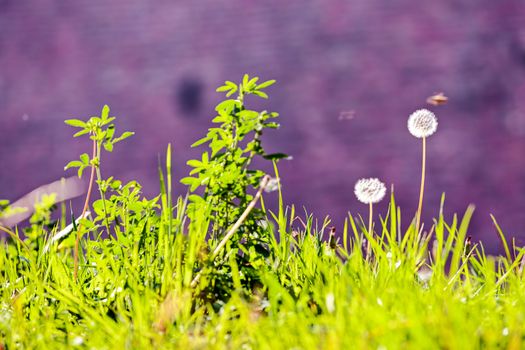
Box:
[2,170,524,349]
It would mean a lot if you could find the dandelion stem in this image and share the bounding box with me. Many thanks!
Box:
[416,136,426,233]
[368,202,373,236]
[367,202,373,259]
[191,175,270,288]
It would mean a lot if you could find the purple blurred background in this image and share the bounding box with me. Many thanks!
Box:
[1,1,524,252]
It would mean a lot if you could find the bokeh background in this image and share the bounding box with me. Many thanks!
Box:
[1,1,524,252]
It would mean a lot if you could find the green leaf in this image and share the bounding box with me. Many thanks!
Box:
[212,115,225,123]
[187,160,202,168]
[92,199,106,216]
[77,165,87,179]
[181,177,199,191]
[101,117,116,126]
[256,79,276,89]
[105,125,116,141]
[80,153,90,165]
[64,160,82,170]
[64,119,87,128]
[263,122,280,129]
[215,99,237,113]
[191,136,210,148]
[180,176,196,185]
[190,182,201,192]
[103,142,114,152]
[78,218,94,230]
[216,85,231,92]
[210,139,226,156]
[113,131,134,143]
[201,152,209,164]
[242,74,250,87]
[188,194,205,204]
[246,77,259,90]
[101,105,110,121]
[73,129,90,138]
[110,180,122,190]
[252,90,268,99]
[239,110,259,120]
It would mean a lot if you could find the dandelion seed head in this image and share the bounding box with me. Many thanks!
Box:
[417,267,433,283]
[354,178,386,204]
[408,109,438,138]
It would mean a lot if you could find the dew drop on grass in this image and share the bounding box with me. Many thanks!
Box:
[325,293,335,313]
[71,336,84,346]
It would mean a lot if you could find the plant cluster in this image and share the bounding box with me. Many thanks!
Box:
[0,76,524,349]
[181,74,286,299]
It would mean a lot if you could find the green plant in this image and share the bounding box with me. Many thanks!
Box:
[182,74,286,297]
[1,75,525,349]
[64,105,134,279]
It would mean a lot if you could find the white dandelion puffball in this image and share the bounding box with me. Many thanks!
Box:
[354,178,386,204]
[407,109,438,138]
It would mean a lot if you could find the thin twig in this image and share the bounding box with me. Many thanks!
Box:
[191,175,270,289]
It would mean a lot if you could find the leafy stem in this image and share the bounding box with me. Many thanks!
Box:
[182,74,288,295]
[94,138,111,236]
[65,105,134,279]
[73,138,96,280]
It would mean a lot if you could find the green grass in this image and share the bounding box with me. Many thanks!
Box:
[1,78,525,349]
[1,173,524,349]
